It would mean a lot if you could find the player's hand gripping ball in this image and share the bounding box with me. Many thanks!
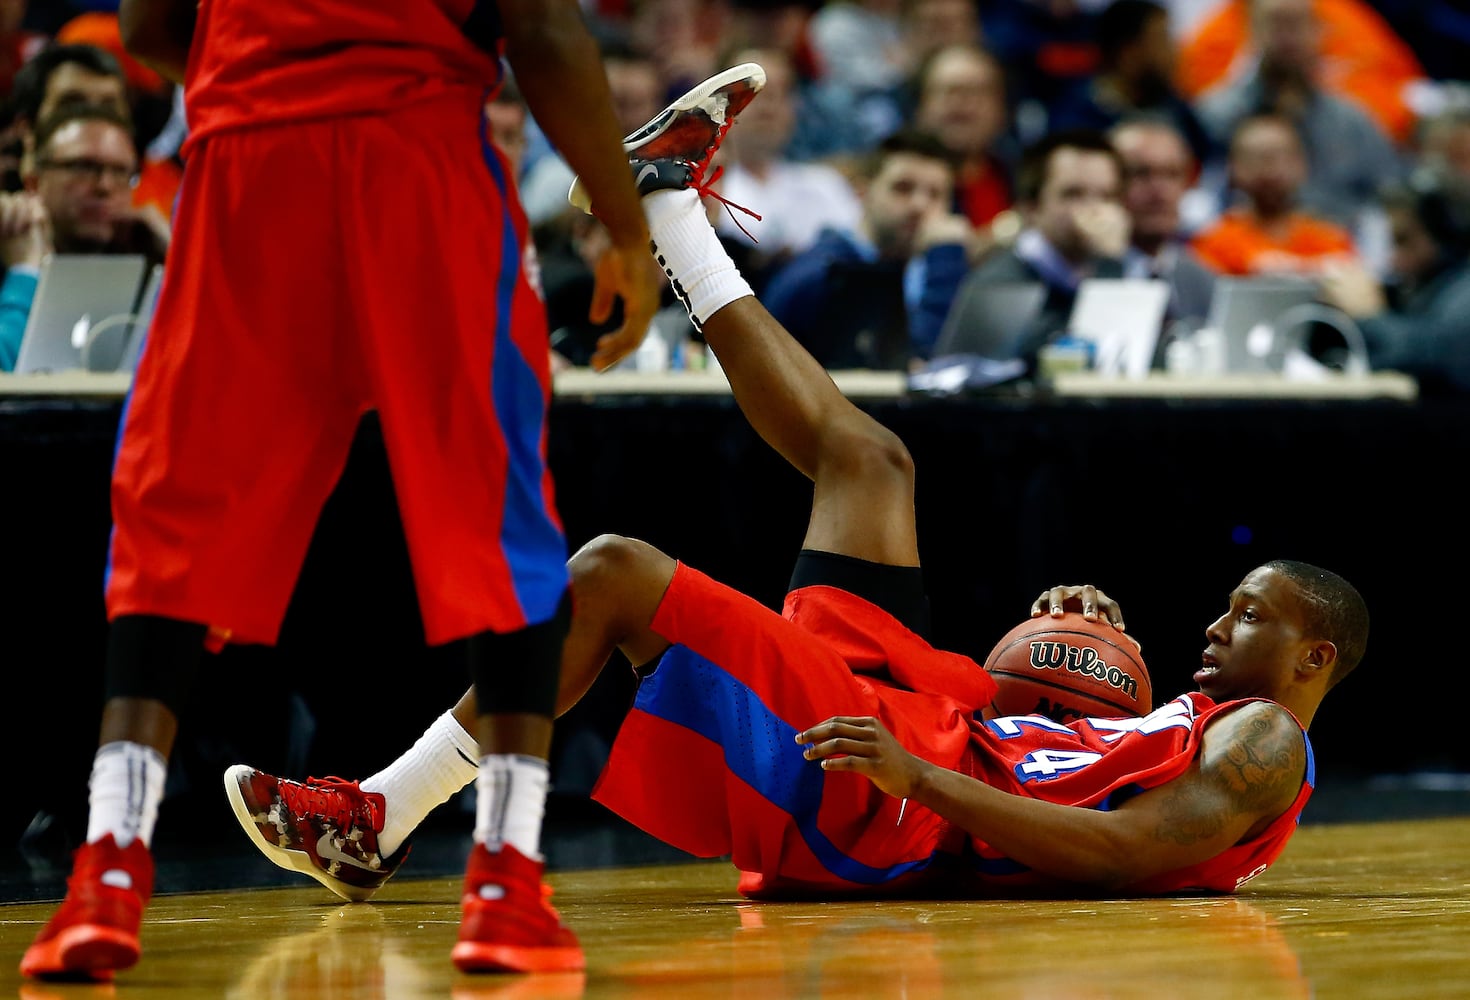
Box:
[984,613,1152,724]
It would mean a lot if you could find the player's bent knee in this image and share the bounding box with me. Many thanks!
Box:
[569,534,676,620]
[570,534,661,584]
[819,420,915,488]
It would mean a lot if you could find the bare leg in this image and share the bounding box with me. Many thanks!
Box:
[698,300,920,566]
[450,533,677,735]
[98,698,178,756]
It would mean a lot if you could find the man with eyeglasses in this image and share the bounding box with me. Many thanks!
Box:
[0,101,166,371]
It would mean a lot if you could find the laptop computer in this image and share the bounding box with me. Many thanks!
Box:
[1205,275,1320,375]
[932,281,1047,360]
[118,263,164,374]
[1066,278,1170,378]
[12,254,149,373]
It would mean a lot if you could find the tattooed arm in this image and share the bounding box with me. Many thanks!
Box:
[797,702,1306,888]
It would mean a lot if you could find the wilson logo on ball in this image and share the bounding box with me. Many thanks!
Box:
[1026,641,1141,701]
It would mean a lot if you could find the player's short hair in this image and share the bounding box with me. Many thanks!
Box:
[1263,559,1369,687]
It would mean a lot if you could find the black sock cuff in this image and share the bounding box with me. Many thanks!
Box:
[469,591,572,717]
[788,549,932,639]
[104,614,207,717]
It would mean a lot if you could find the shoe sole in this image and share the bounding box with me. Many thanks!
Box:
[20,924,135,980]
[619,61,767,156]
[223,765,376,904]
[451,940,586,974]
[568,61,767,213]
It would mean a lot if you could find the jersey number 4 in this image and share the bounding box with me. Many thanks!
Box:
[1015,749,1102,783]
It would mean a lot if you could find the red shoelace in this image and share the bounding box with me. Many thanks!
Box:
[279,775,382,832]
[690,118,762,243]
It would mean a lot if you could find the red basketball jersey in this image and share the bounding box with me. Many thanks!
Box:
[184,0,503,148]
[963,693,1315,893]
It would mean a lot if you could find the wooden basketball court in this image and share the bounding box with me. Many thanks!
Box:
[3,815,1469,997]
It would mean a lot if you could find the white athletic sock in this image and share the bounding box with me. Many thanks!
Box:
[361,711,480,857]
[644,188,753,331]
[86,741,167,848]
[473,753,549,860]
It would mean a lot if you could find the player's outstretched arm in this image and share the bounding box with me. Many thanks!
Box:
[796,701,1305,888]
[498,0,659,369]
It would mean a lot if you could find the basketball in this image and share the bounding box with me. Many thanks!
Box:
[983,613,1152,724]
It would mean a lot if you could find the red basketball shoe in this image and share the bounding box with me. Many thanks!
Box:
[568,61,766,213]
[224,765,409,902]
[451,843,584,974]
[20,834,153,981]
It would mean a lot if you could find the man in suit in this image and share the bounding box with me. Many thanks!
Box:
[937,129,1128,372]
[1109,116,1219,363]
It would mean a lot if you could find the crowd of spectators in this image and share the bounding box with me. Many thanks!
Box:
[2,0,1469,391]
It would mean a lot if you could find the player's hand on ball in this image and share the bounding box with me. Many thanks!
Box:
[795,716,926,799]
[1030,583,1123,626]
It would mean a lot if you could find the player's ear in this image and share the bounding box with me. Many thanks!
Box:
[1301,640,1337,681]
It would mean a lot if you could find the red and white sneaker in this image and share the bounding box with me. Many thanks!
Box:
[20,834,153,981]
[568,61,766,214]
[224,765,409,902]
[452,843,584,974]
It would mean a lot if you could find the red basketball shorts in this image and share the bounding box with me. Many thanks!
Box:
[593,562,979,897]
[106,93,567,646]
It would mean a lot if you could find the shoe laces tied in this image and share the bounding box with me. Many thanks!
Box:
[281,776,381,832]
[689,119,762,243]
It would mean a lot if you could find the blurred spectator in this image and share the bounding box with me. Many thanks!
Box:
[54,13,179,208]
[7,40,127,130]
[911,42,1016,230]
[761,128,983,368]
[0,102,165,370]
[898,0,984,70]
[1191,112,1358,276]
[936,128,1129,371]
[975,0,1102,139]
[806,0,907,100]
[728,0,886,160]
[709,45,863,288]
[1177,0,1427,147]
[484,78,528,177]
[519,42,663,226]
[728,0,821,79]
[1194,0,1404,234]
[1110,117,1218,340]
[1420,108,1470,184]
[3,42,127,193]
[628,0,726,97]
[55,12,169,120]
[1319,168,1470,394]
[1047,0,1215,168]
[0,0,45,101]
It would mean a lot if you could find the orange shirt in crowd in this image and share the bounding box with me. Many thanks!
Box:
[1175,0,1424,145]
[1190,209,1356,276]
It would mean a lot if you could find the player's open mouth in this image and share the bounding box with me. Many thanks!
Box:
[1194,654,1220,685]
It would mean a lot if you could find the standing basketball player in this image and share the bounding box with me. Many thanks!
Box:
[21,0,661,982]
[224,80,1370,903]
